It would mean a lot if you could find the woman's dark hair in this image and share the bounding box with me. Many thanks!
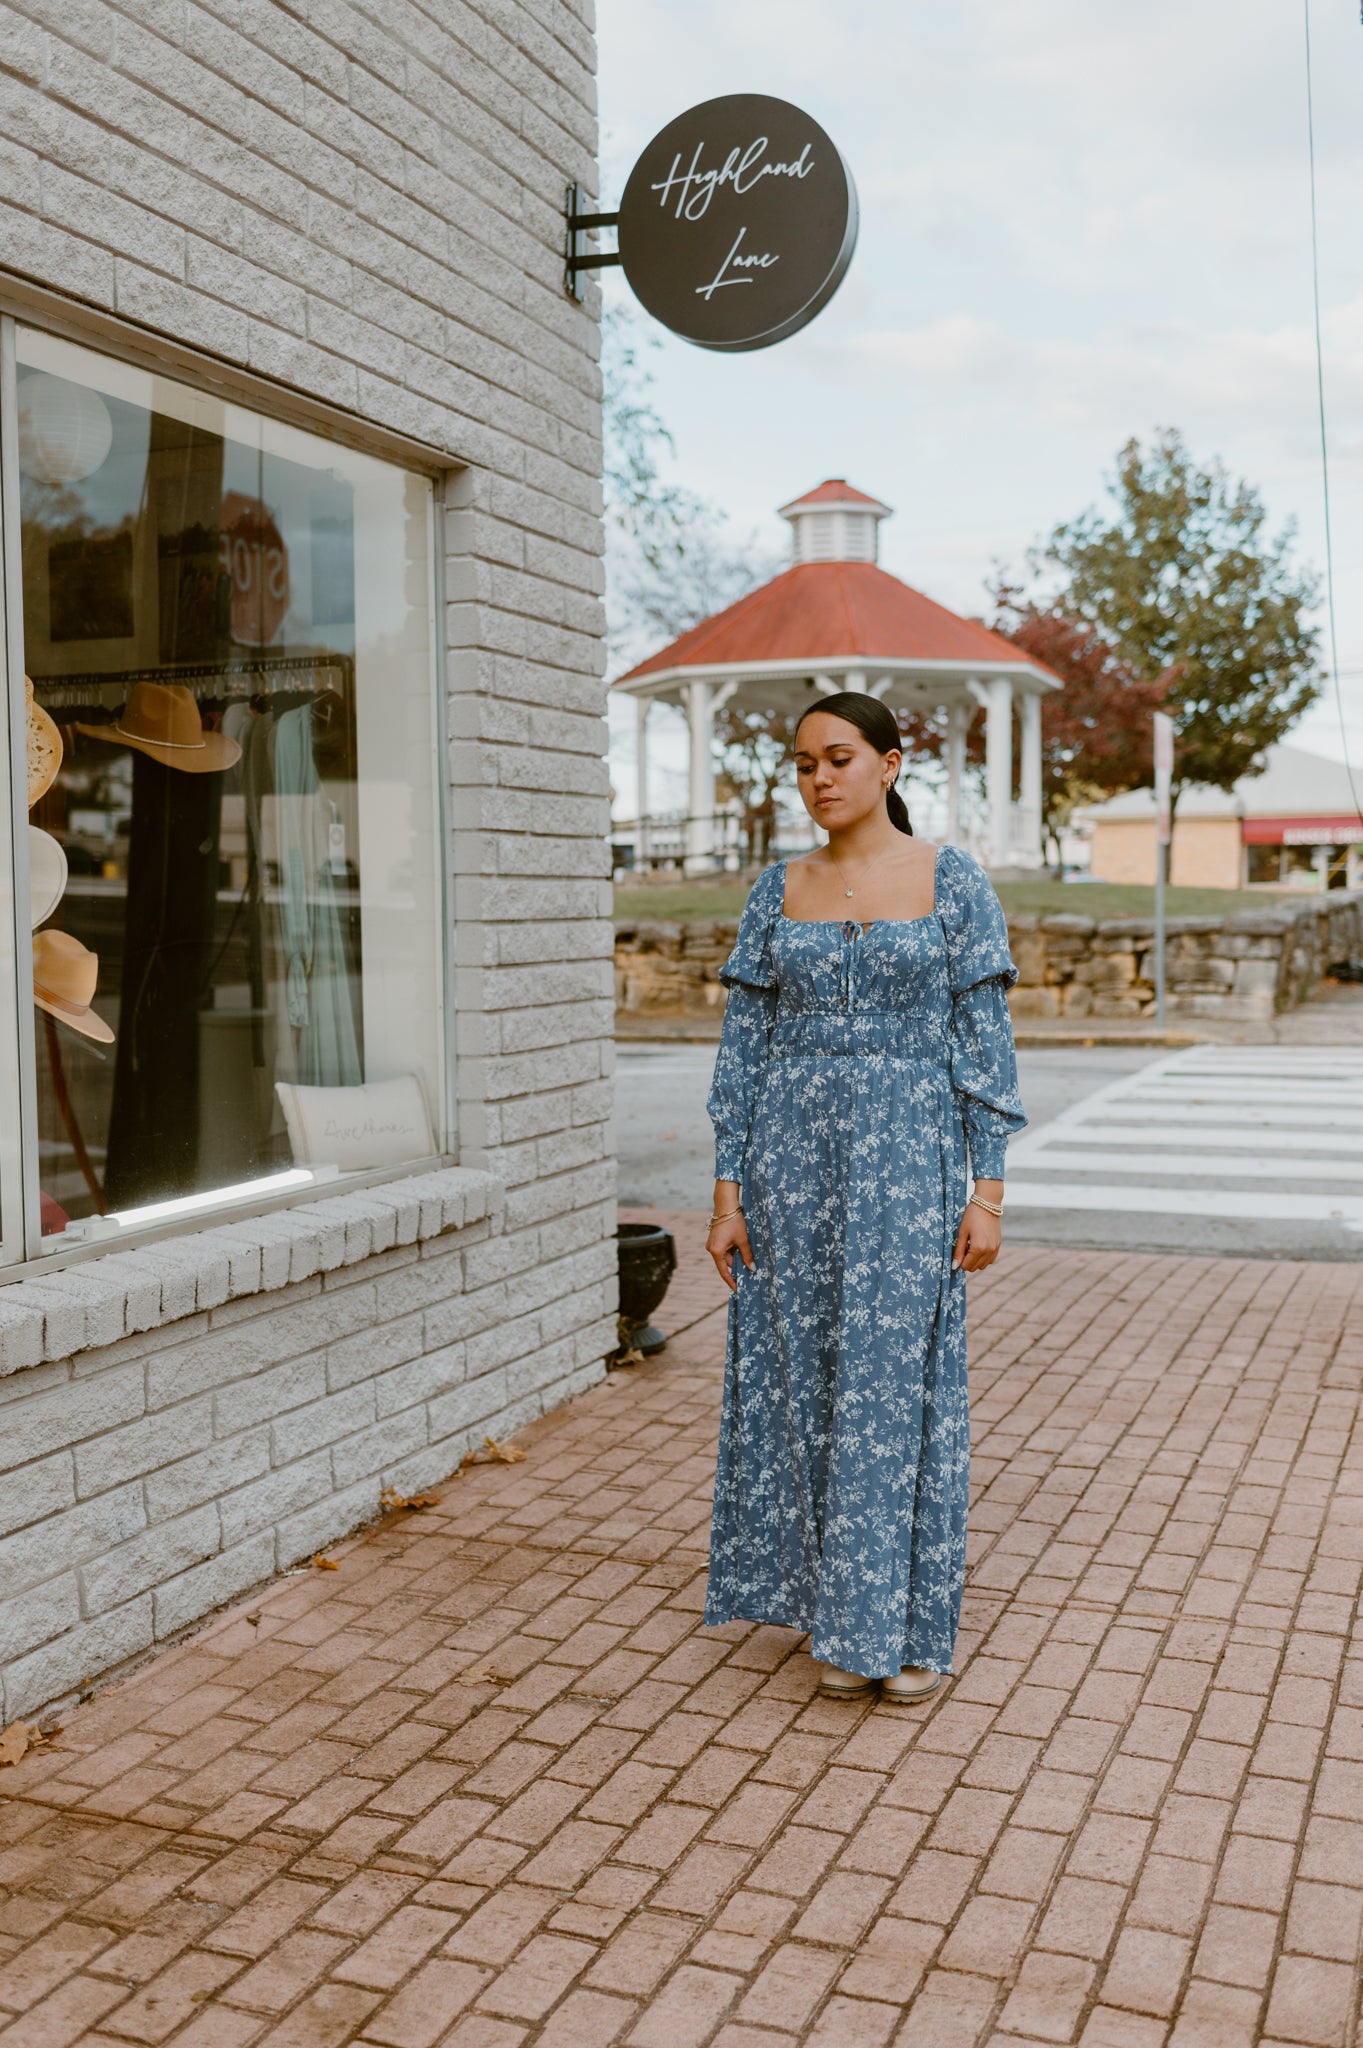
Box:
[794,692,913,835]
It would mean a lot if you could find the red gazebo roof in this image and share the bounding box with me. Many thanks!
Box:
[618,560,1054,682]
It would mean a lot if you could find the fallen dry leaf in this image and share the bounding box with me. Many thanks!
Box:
[380,1488,441,1513]
[188,1990,213,2006]
[313,1555,340,1572]
[463,1436,527,1467]
[0,1722,34,1767]
[457,1664,505,1687]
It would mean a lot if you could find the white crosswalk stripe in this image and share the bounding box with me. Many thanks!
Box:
[1007,1046,1363,1233]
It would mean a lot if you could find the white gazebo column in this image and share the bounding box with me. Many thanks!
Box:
[985,676,1014,869]
[685,677,715,872]
[634,697,651,870]
[844,671,867,694]
[945,700,969,846]
[1019,691,1044,867]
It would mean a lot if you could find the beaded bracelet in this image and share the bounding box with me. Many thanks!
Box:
[968,1192,1004,1219]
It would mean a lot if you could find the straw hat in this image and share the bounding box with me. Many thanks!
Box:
[26,677,62,808]
[29,827,68,930]
[77,681,240,772]
[33,929,114,1044]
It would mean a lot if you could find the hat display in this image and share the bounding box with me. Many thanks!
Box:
[76,681,241,773]
[29,826,68,930]
[33,929,115,1045]
[26,677,62,808]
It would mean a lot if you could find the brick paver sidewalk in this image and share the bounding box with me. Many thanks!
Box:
[2,1226,1362,2048]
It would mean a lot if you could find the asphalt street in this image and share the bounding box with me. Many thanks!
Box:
[615,1040,1363,1261]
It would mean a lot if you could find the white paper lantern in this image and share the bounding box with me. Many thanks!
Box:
[18,373,114,484]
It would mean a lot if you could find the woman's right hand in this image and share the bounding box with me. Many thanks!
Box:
[707,1208,754,1294]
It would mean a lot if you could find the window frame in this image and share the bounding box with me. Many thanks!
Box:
[0,304,457,1274]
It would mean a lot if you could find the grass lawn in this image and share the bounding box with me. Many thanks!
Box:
[993,881,1312,920]
[613,876,1317,924]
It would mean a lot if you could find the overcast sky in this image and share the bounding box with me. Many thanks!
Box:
[596,0,1363,810]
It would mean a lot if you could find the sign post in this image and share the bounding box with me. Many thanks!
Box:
[566,95,858,353]
[1153,713,1174,1027]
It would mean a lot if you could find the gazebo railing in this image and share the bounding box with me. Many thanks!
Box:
[610,796,1038,875]
[611,805,825,875]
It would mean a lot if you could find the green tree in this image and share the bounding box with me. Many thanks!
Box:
[1034,430,1321,802]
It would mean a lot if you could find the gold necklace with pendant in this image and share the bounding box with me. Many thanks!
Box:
[829,838,894,900]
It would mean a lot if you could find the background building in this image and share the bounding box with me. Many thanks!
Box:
[0,2,613,1720]
[1082,743,1363,890]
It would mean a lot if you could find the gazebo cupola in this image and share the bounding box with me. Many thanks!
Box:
[778,479,893,565]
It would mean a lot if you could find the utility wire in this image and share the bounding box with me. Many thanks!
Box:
[1303,0,1363,825]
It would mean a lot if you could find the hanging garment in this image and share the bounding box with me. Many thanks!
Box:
[272,704,361,1087]
[704,844,1027,1679]
[104,751,223,1206]
[221,698,254,767]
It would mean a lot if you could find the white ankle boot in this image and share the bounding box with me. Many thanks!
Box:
[817,1663,877,1699]
[880,1666,940,1703]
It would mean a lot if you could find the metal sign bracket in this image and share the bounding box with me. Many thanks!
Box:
[564,183,620,300]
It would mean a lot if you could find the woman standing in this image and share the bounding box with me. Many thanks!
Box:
[704,694,1026,1703]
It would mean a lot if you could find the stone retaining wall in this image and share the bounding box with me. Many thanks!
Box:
[615,893,1363,1025]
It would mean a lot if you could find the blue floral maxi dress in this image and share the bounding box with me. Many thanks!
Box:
[704,844,1026,1679]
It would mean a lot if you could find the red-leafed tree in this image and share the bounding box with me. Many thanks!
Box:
[992,585,1172,867]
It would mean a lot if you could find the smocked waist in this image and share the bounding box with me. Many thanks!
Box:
[769,1010,949,1061]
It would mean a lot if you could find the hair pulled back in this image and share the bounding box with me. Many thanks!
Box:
[794,692,913,835]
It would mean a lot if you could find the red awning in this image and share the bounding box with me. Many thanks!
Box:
[1242,815,1363,845]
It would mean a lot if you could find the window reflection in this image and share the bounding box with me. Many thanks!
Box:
[18,331,441,1239]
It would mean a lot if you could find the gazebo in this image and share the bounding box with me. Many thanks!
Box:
[614,479,1062,870]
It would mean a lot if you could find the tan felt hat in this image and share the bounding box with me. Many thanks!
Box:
[29,826,68,930]
[33,928,115,1045]
[77,680,241,772]
[26,677,62,808]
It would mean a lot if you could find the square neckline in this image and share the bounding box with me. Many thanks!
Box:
[777,842,945,930]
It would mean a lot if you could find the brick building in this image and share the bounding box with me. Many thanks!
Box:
[0,2,614,1718]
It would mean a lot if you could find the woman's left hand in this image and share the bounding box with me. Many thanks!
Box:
[953,1198,1002,1272]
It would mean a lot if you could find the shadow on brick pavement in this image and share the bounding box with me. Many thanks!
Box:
[1,1220,1361,2047]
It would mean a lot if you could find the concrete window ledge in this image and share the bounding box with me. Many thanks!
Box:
[0,1167,504,1375]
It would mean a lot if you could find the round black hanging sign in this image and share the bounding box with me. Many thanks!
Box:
[616,94,858,353]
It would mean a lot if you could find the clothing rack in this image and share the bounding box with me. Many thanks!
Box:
[33,655,353,711]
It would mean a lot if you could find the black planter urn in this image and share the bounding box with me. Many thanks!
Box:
[616,1221,677,1356]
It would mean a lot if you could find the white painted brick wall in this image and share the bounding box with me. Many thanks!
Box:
[0,1175,614,1720]
[0,0,616,1717]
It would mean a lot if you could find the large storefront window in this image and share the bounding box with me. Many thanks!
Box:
[9,326,443,1255]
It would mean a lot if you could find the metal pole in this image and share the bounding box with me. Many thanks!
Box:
[1153,712,1174,1030]
[1154,832,1166,1028]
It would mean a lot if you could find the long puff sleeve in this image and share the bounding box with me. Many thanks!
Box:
[707,863,784,1183]
[937,845,1027,1180]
